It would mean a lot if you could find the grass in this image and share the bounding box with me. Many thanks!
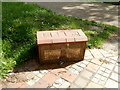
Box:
[1,2,118,78]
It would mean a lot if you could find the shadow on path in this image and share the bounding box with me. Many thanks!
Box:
[13,56,78,73]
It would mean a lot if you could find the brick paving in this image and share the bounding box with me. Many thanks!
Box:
[0,48,119,89]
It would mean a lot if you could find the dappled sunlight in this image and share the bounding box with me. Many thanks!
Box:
[80,3,99,6]
[37,2,118,27]
[62,6,85,10]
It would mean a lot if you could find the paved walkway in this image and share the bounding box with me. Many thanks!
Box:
[36,2,119,27]
[0,48,119,88]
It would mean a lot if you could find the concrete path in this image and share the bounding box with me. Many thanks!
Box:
[37,2,119,27]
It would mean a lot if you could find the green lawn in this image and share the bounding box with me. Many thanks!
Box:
[1,2,118,78]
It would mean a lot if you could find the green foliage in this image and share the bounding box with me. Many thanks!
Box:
[1,2,118,78]
[0,57,16,79]
[0,39,16,79]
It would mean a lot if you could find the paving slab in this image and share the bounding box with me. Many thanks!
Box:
[84,49,94,59]
[79,69,94,80]
[86,63,100,73]
[89,48,104,59]
[61,71,78,82]
[74,75,89,88]
[110,72,119,82]
[69,83,78,88]
[86,82,104,88]
[105,79,118,88]
[42,72,59,85]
